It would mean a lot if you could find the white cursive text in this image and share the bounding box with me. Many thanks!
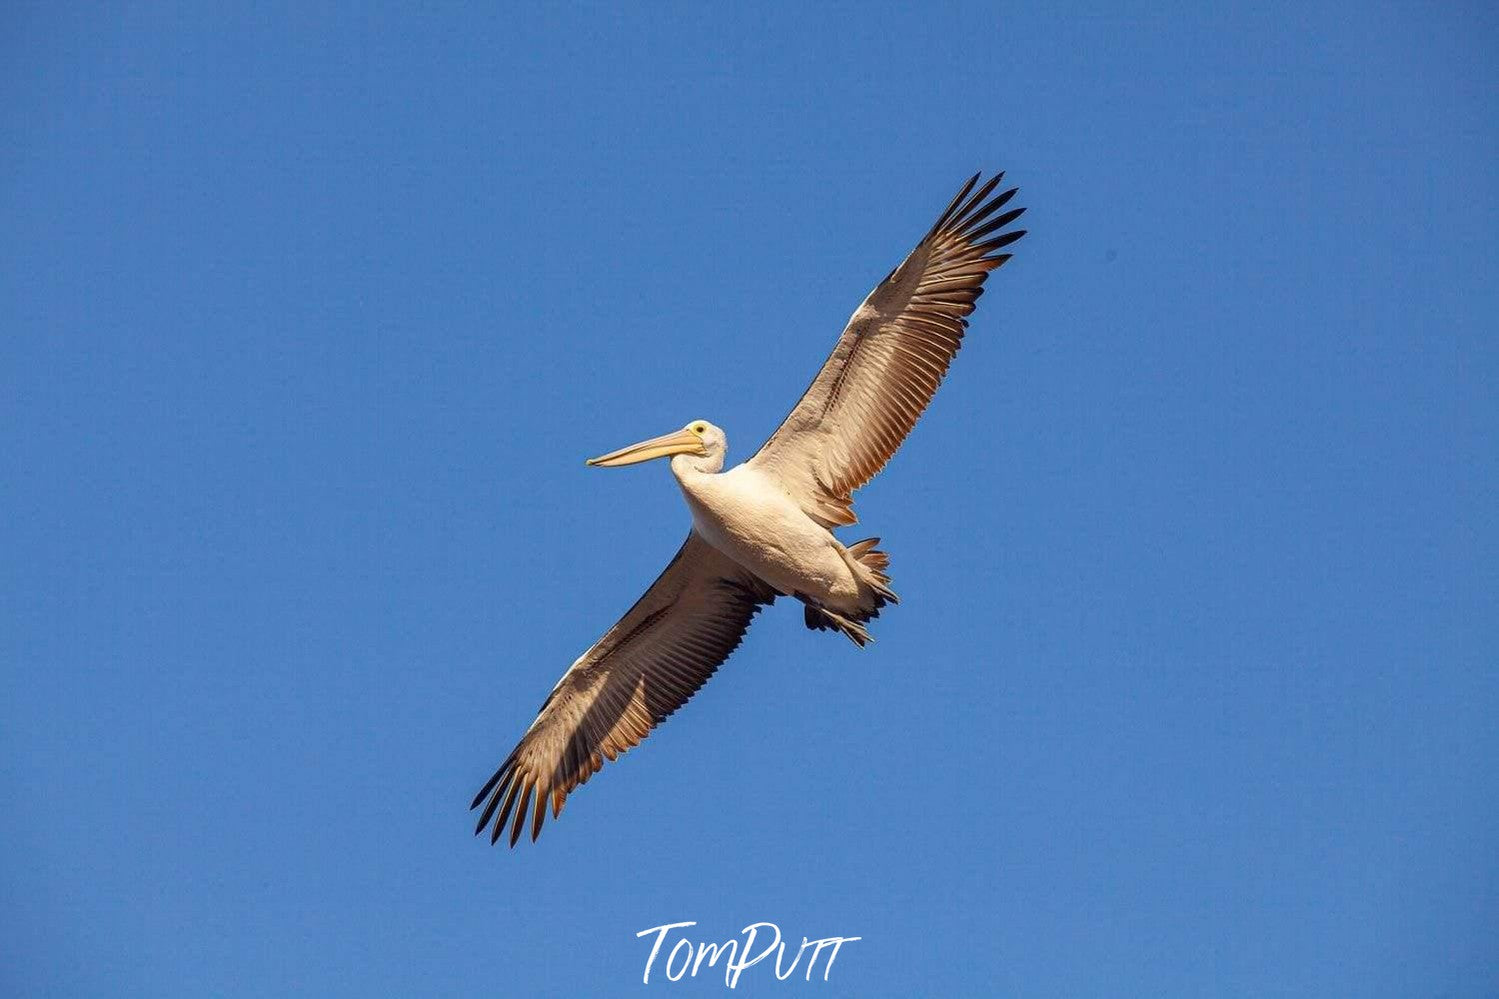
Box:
[636,921,861,988]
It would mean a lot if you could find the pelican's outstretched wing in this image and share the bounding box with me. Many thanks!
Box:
[749,173,1026,527]
[471,533,775,846]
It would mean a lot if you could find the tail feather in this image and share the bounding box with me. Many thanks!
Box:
[848,537,899,605]
[847,537,889,572]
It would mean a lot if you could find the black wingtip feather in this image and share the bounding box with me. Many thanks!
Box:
[491,779,523,844]
[983,228,1027,252]
[958,186,1019,233]
[470,775,498,812]
[949,174,1003,231]
[968,206,1027,245]
[470,751,517,811]
[930,173,982,236]
[509,785,532,848]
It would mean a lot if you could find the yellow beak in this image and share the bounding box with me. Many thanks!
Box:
[586,427,705,467]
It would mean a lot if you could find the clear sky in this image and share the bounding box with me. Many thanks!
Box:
[3,3,1496,996]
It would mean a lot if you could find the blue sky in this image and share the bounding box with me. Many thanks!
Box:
[3,3,1496,995]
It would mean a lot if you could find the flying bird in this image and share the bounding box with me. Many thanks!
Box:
[473,172,1026,846]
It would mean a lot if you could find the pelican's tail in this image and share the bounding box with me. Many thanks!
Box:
[800,538,899,647]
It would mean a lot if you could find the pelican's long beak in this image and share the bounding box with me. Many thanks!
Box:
[586,428,705,467]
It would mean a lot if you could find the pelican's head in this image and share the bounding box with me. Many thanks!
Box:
[586,419,727,472]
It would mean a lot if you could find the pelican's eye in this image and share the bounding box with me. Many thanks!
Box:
[693,423,707,435]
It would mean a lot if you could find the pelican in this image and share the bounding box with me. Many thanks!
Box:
[473,172,1026,846]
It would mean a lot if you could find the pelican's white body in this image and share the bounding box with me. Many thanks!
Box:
[671,459,867,614]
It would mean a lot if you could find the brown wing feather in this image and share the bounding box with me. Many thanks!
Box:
[750,173,1026,527]
[470,533,775,846]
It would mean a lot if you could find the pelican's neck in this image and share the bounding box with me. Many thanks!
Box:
[670,452,725,537]
[670,450,724,480]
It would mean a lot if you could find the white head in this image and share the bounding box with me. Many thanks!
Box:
[585,419,727,474]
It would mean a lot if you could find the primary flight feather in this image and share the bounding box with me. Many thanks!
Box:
[473,172,1026,846]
